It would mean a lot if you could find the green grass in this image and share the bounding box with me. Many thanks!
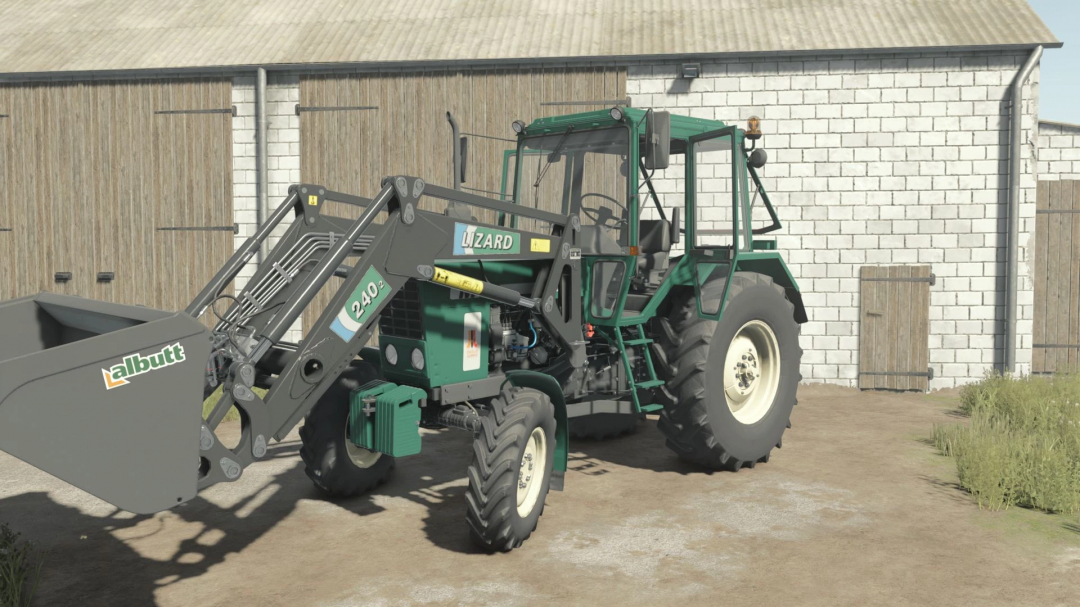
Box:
[0,523,44,607]
[932,372,1080,514]
[201,386,268,422]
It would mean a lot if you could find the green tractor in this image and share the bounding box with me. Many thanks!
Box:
[0,107,805,552]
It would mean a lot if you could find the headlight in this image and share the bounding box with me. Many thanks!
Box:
[410,348,425,370]
[384,344,398,366]
[609,106,624,121]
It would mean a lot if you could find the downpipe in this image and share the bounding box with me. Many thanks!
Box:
[256,67,269,264]
[1005,45,1043,374]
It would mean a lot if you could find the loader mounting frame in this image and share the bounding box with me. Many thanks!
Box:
[194,176,583,495]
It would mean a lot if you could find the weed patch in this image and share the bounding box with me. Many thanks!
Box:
[0,523,44,607]
[932,372,1080,514]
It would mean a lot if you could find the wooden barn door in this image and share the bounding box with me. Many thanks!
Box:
[297,66,626,337]
[858,265,934,391]
[0,79,232,322]
[1032,180,1080,374]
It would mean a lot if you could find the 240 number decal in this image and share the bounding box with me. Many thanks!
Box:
[350,279,386,321]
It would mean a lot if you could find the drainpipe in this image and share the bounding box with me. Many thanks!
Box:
[256,67,269,264]
[1005,45,1043,374]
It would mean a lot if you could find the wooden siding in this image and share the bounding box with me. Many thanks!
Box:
[1032,180,1080,374]
[298,67,626,336]
[0,79,232,324]
[858,265,932,391]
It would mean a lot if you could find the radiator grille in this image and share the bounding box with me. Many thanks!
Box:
[379,280,423,339]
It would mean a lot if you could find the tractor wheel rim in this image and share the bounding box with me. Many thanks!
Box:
[723,319,781,425]
[516,426,547,517]
[344,423,382,469]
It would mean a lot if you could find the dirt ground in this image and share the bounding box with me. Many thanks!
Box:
[2,384,1079,607]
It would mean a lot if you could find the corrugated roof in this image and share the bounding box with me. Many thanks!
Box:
[0,0,1061,75]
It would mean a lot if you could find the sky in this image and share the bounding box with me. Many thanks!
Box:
[1029,0,1078,124]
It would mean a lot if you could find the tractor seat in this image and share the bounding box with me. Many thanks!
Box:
[637,219,671,286]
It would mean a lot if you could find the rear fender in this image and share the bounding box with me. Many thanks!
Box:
[735,253,807,324]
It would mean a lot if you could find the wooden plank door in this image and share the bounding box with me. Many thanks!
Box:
[858,265,933,391]
[1032,180,1080,374]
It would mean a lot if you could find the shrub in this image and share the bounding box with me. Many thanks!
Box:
[0,523,44,607]
[932,372,1080,513]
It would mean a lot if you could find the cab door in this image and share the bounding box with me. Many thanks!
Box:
[686,127,749,320]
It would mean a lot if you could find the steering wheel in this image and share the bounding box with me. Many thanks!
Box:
[580,193,628,229]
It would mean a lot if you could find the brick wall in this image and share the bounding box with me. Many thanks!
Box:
[627,51,1041,389]
[1037,121,1080,181]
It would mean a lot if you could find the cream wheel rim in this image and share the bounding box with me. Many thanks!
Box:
[723,320,781,425]
[344,423,383,469]
[516,427,547,517]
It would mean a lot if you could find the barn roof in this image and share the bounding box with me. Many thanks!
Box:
[0,0,1061,76]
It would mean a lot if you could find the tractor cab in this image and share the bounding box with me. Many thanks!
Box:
[501,107,783,326]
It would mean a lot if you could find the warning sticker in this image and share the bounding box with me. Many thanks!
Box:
[530,238,551,253]
[462,312,482,371]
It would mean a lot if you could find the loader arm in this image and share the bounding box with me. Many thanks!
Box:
[194,177,583,496]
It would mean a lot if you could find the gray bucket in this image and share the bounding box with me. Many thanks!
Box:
[0,293,211,514]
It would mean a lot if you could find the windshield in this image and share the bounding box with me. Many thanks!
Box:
[515,127,630,245]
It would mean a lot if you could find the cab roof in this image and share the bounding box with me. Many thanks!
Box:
[524,107,732,142]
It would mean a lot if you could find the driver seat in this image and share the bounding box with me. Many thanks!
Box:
[637,219,671,286]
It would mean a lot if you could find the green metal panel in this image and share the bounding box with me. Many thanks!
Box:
[350,382,425,457]
[379,279,491,388]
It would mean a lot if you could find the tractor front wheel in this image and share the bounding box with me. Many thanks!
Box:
[466,386,556,552]
[658,272,801,471]
[300,362,396,497]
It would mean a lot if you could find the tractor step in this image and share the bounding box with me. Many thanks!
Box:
[635,379,665,389]
[640,403,665,413]
[624,337,653,345]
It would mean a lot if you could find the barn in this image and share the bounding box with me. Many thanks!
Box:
[0,0,1072,389]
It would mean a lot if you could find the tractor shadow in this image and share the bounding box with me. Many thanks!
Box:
[0,430,485,604]
[564,417,724,477]
[0,420,735,600]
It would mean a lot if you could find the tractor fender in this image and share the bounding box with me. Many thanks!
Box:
[503,370,568,491]
[735,255,808,324]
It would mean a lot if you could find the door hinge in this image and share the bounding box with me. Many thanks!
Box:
[157,224,238,234]
[295,105,378,115]
[155,106,237,117]
[859,367,934,380]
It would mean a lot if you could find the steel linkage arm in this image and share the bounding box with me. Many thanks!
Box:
[187,189,300,318]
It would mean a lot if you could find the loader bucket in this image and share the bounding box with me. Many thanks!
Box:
[0,293,211,514]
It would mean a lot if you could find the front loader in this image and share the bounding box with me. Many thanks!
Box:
[0,107,805,552]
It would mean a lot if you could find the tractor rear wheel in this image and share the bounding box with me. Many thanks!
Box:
[569,413,642,440]
[300,362,395,497]
[466,386,555,552]
[658,272,801,471]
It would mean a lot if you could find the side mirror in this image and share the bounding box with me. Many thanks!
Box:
[459,136,469,184]
[749,148,767,169]
[644,110,670,170]
[670,207,681,245]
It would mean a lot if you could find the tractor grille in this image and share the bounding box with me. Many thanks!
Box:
[379,280,423,339]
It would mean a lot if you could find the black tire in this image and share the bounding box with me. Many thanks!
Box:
[299,362,395,497]
[466,386,556,552]
[569,413,643,440]
[658,272,801,471]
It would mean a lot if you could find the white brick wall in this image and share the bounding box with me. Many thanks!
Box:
[232,74,303,343]
[1037,121,1080,181]
[628,51,1041,389]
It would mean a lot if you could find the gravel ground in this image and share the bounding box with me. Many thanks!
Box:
[1,384,1078,606]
